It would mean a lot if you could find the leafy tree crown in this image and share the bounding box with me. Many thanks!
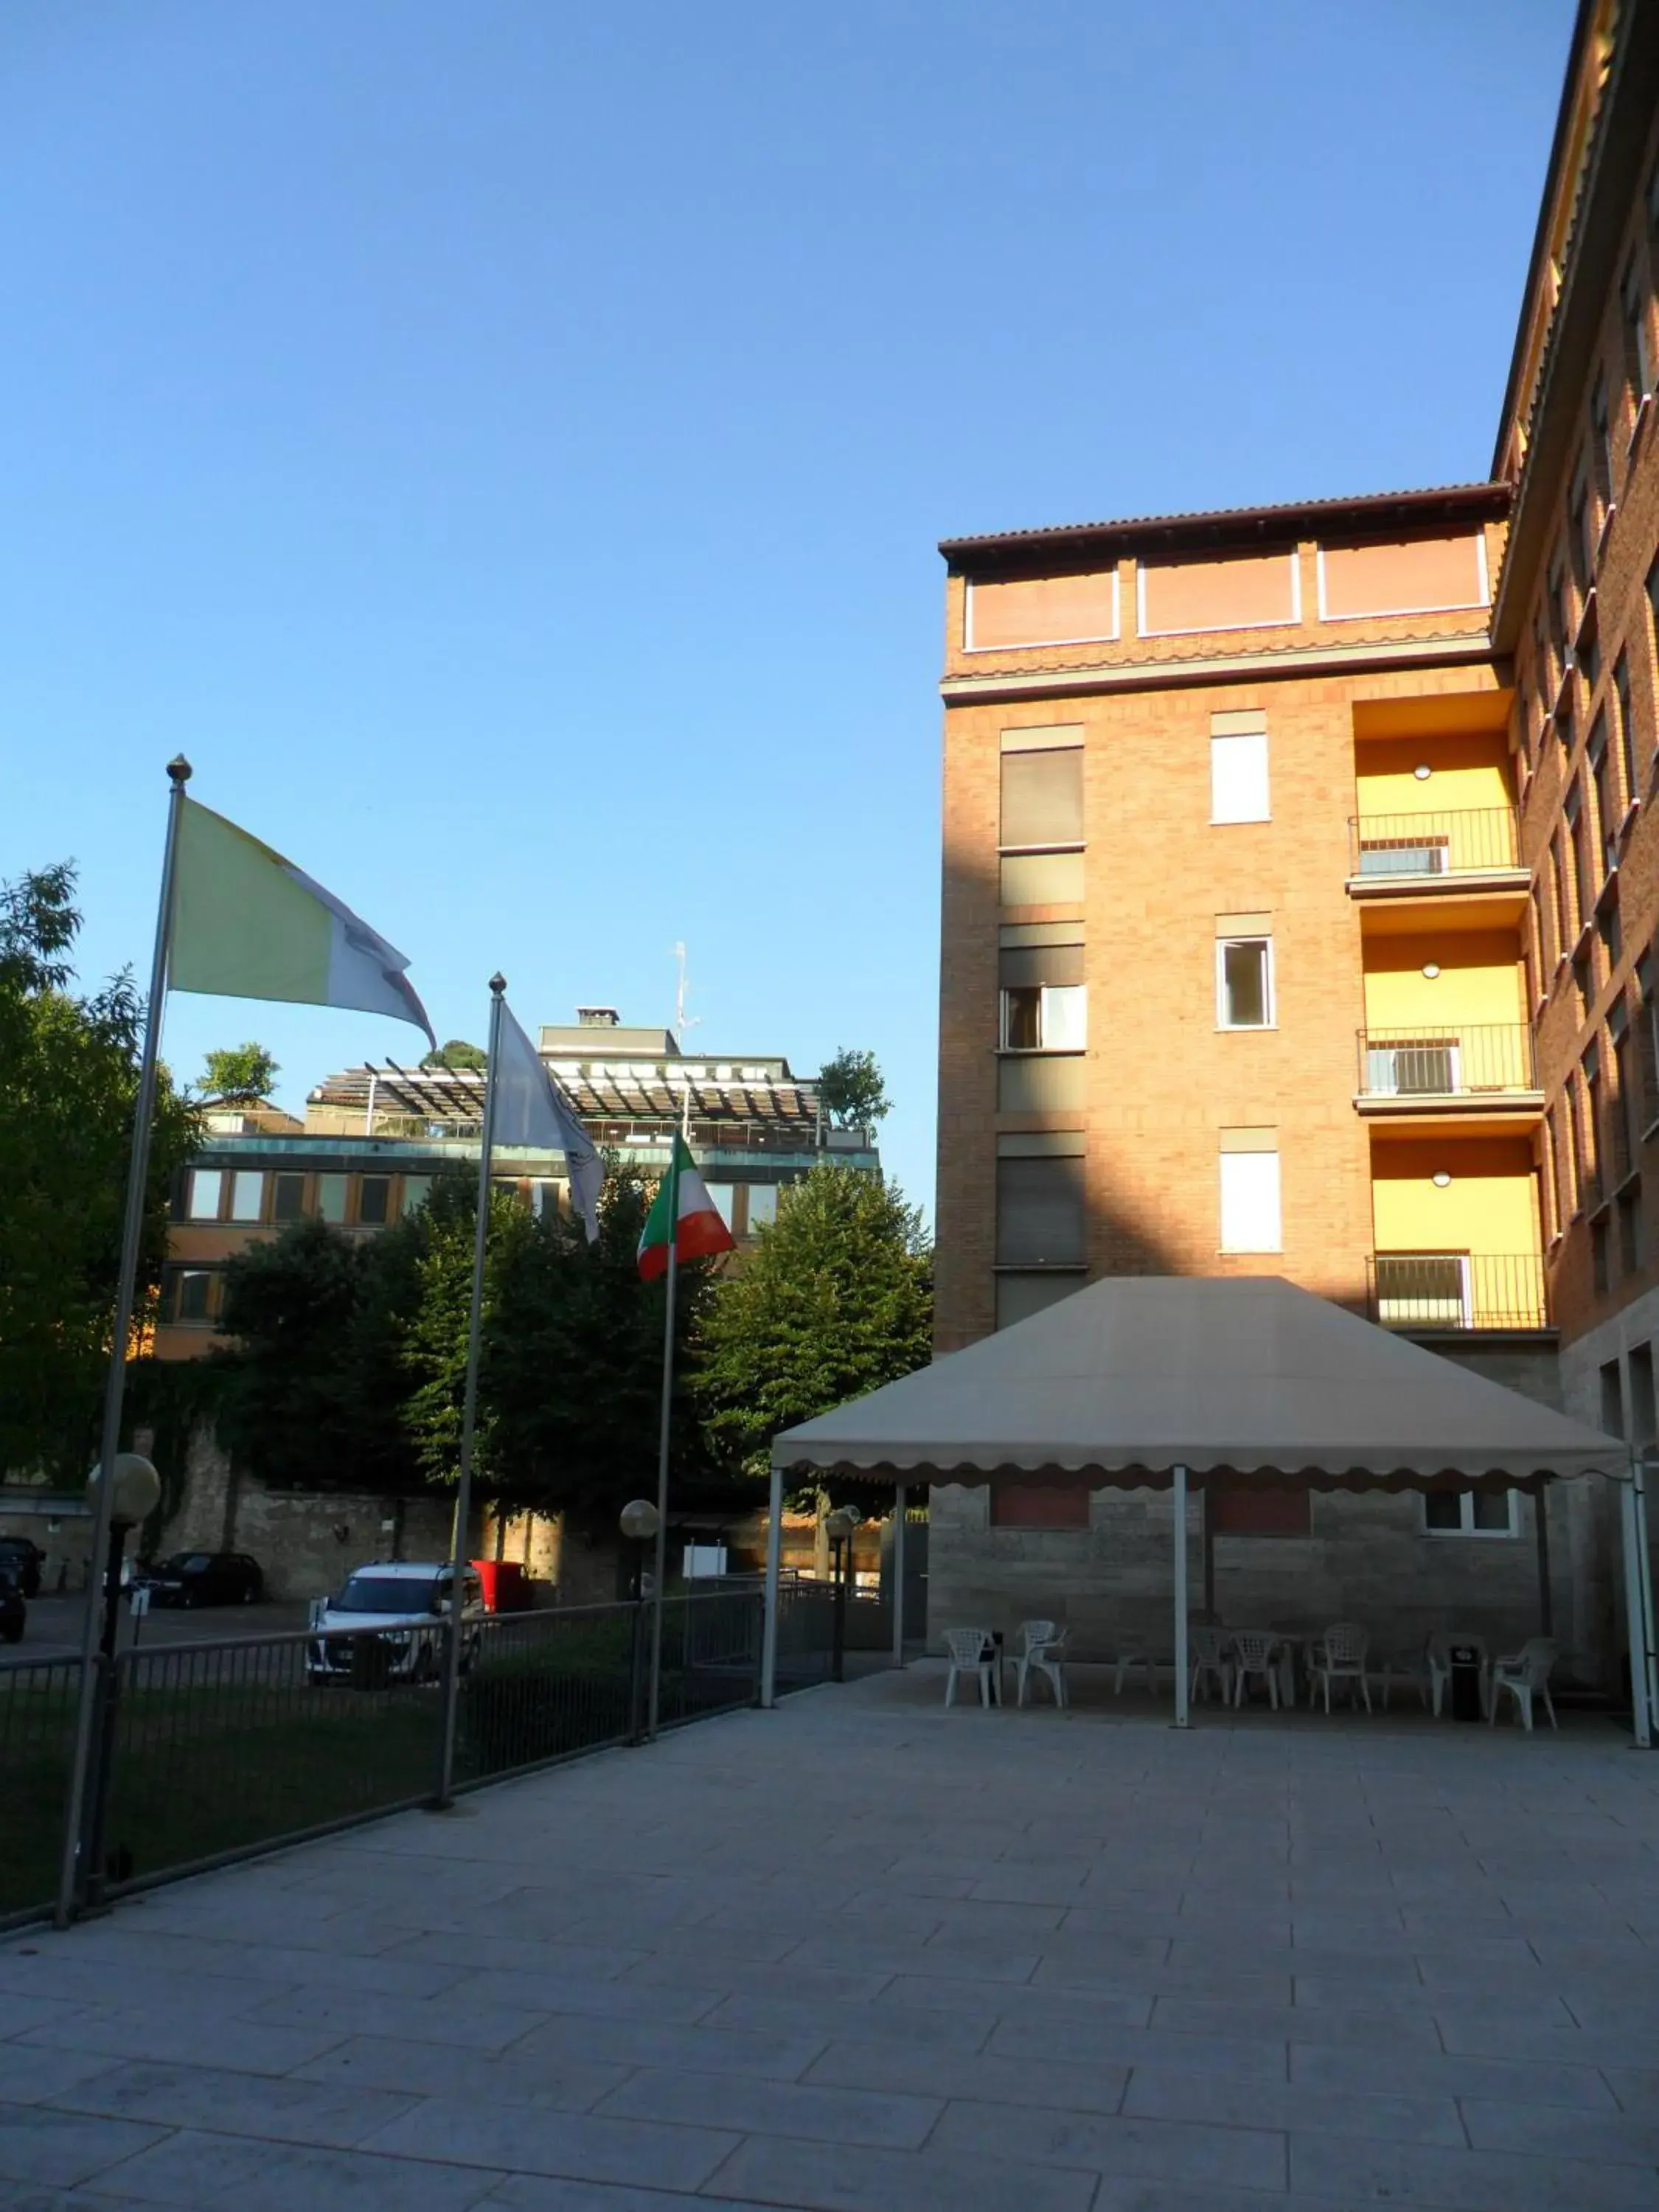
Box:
[815,1047,889,1128]
[202,1042,279,1100]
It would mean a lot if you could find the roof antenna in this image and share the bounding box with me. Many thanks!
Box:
[672,942,700,1136]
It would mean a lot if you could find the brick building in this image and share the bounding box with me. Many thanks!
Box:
[928,0,1659,1678]
[157,1006,877,1359]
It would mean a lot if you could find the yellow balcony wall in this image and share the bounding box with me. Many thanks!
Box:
[1360,931,1526,1030]
[1371,1136,1542,1256]
[1352,731,1514,818]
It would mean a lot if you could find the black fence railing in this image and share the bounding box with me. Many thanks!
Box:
[1367,1251,1550,1332]
[1348,807,1520,878]
[1,1583,836,1929]
[1356,1023,1537,1097]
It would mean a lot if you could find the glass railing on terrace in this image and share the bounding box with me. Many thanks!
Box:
[1348,807,1520,880]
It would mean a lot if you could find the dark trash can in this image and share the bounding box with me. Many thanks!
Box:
[1448,1643,1484,1722]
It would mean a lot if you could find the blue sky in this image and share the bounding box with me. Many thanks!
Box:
[3,1,1568,1215]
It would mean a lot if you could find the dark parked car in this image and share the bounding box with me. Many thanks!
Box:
[0,1570,24,1644]
[0,1537,43,1599]
[130,1552,265,1609]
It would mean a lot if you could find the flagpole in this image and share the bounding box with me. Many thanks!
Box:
[57,755,192,1925]
[644,1123,683,1742]
[436,973,506,1806]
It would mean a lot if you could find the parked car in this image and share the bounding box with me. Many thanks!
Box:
[0,1569,25,1644]
[129,1551,265,1609]
[0,1537,43,1599]
[307,1562,484,1686]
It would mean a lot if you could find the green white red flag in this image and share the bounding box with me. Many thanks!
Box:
[637,1133,736,1280]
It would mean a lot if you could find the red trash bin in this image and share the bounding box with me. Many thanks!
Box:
[471,1559,501,1612]
[471,1559,528,1613]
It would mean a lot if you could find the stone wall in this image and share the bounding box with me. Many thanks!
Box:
[927,1478,1604,1685]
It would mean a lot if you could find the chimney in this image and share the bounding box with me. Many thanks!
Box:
[576,1006,620,1028]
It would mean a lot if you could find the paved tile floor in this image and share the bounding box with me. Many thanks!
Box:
[4,1663,1659,2211]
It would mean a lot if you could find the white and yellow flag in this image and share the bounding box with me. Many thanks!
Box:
[170,800,434,1043]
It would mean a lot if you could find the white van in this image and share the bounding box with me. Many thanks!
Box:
[307,1560,484,1685]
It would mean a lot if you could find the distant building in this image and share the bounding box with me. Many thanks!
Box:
[156,1007,879,1359]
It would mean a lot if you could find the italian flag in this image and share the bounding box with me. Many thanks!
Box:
[638,1134,737,1280]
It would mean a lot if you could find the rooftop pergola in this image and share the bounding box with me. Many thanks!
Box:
[310,1060,825,1132]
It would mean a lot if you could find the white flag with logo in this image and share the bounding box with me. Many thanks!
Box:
[493,1001,603,1242]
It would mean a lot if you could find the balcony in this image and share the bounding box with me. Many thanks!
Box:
[1346,808,1526,916]
[1354,1024,1541,1126]
[1367,1251,1550,1334]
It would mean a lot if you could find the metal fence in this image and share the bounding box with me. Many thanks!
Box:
[1368,1251,1550,1332]
[1,1583,836,1930]
[1348,807,1520,878]
[1356,1023,1537,1098]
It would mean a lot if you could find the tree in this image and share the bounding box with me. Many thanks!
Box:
[694,1161,932,1486]
[201,1042,279,1100]
[213,1211,427,1493]
[816,1047,890,1129]
[0,865,199,1480]
[421,1039,487,1071]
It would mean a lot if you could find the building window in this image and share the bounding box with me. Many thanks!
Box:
[271,1173,305,1222]
[186,1169,223,1222]
[1591,373,1613,500]
[706,1182,736,1228]
[1613,1009,1637,1181]
[1210,730,1270,824]
[1621,254,1653,403]
[1529,881,1551,998]
[995,1272,1085,1331]
[996,1151,1086,1267]
[1590,713,1617,872]
[1548,554,1570,675]
[358,1176,391,1226]
[1567,1074,1587,1215]
[401,1177,432,1217]
[990,1484,1089,1529]
[1597,889,1621,975]
[228,1171,264,1223]
[1208,1487,1311,1537]
[1216,933,1273,1029]
[1593,1215,1611,1296]
[1630,1342,1658,1447]
[747,1183,778,1229]
[1424,1491,1516,1537]
[1614,652,1635,801]
[316,1173,348,1223]
[1219,1133,1281,1253]
[1601,1357,1625,1438]
[1618,1189,1642,1277]
[1568,459,1593,588]
[1549,1099,1570,1232]
[1566,782,1594,927]
[1000,747,1082,849]
[999,939,1085,1051]
[1551,830,1571,954]
[166,1267,218,1325]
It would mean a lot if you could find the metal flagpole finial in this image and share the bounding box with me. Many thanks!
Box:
[489,973,507,995]
[167,756,192,785]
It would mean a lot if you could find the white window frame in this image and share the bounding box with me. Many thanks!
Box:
[1215,936,1275,1031]
[964,572,1120,653]
[999,983,1087,1053]
[1219,1149,1281,1254]
[1210,731,1270,824]
[1421,1490,1518,1539]
[186,1169,224,1222]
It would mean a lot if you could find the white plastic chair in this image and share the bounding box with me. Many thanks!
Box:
[1310,1623,1372,1714]
[1427,1631,1490,1718]
[1489,1638,1559,1732]
[1112,1648,1158,1696]
[1189,1624,1234,1705]
[944,1626,997,1708]
[1230,1630,1281,1710]
[1381,1637,1433,1713]
[1015,1621,1068,1708]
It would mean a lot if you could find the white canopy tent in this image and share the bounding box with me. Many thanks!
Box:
[761,1276,1658,1739]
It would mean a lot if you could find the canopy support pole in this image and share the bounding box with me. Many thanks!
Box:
[760,1464,782,1710]
[1534,1479,1554,1638]
[891,1485,907,1668]
[1201,1488,1215,1621]
[1623,1458,1657,1750]
[1172,1464,1190,1729]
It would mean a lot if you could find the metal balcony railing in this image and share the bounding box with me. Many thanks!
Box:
[1356,1023,1537,1098]
[1367,1252,1549,1332]
[1348,807,1520,880]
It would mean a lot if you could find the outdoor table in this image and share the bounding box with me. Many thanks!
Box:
[1268,1624,1327,1708]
